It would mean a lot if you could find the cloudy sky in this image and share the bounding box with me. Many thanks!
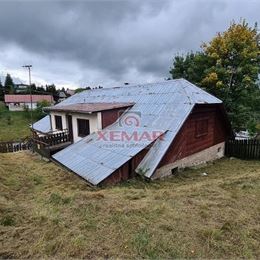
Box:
[0,0,259,89]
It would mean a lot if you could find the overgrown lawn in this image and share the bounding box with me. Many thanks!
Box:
[0,102,38,141]
[0,152,259,258]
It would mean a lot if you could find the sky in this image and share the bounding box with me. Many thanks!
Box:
[0,0,259,89]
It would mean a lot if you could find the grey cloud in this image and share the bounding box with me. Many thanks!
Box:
[0,0,259,87]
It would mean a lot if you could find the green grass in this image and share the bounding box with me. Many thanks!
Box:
[0,102,38,141]
[0,152,260,258]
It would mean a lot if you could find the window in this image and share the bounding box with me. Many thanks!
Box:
[55,115,63,130]
[77,119,90,137]
[195,119,208,137]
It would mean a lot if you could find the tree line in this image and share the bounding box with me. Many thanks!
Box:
[0,74,62,102]
[169,20,260,133]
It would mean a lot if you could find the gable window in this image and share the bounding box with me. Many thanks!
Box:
[195,119,208,137]
[77,119,90,137]
[55,115,63,130]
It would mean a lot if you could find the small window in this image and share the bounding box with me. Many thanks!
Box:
[77,119,90,137]
[55,115,63,130]
[195,119,208,137]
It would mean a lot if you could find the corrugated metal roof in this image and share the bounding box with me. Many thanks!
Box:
[49,79,222,185]
[53,127,166,185]
[32,115,51,133]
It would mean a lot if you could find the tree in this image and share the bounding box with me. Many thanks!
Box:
[170,20,260,131]
[75,87,91,93]
[170,52,211,87]
[4,73,15,94]
[0,79,4,101]
[35,100,51,120]
[31,83,37,94]
[46,84,58,102]
[36,85,46,94]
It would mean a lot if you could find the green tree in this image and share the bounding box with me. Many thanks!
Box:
[35,100,51,120]
[170,52,211,87]
[75,87,91,93]
[46,84,58,101]
[0,79,4,101]
[170,20,260,131]
[4,73,15,94]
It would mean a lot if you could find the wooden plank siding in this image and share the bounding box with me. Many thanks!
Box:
[159,104,229,167]
[101,107,128,129]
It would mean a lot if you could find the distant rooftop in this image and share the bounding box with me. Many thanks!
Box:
[4,94,53,103]
[44,102,134,114]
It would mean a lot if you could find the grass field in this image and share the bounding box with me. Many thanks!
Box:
[0,152,260,258]
[0,102,38,141]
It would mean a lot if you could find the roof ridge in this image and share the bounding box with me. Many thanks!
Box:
[77,79,181,94]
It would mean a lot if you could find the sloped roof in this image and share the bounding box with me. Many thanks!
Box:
[32,115,52,134]
[54,126,166,185]
[49,79,222,185]
[4,94,53,103]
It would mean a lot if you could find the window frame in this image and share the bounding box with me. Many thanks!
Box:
[77,118,90,137]
[195,119,208,138]
[55,115,63,130]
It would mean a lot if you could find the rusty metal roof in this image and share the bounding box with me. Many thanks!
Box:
[48,79,222,185]
[44,102,134,114]
[4,94,53,103]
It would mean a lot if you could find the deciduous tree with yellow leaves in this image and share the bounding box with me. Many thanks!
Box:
[170,20,260,132]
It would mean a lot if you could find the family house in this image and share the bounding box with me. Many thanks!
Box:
[32,79,231,185]
[4,94,54,111]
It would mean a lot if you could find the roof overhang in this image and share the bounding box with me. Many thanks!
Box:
[44,102,135,114]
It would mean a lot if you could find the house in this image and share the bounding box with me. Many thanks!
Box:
[58,91,67,103]
[14,83,29,93]
[32,79,232,185]
[4,94,54,111]
[66,88,75,96]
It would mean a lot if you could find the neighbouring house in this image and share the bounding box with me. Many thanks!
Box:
[66,88,75,96]
[32,79,232,186]
[14,83,29,93]
[58,91,67,102]
[235,130,255,140]
[4,94,54,111]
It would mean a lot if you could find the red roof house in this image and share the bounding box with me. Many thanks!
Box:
[4,94,54,111]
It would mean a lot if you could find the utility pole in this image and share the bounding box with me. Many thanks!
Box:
[22,65,33,128]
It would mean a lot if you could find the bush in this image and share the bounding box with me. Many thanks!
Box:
[6,115,11,125]
[0,215,15,226]
[35,100,51,120]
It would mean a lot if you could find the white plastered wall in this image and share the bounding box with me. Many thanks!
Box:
[8,102,37,111]
[50,111,103,142]
[71,113,100,143]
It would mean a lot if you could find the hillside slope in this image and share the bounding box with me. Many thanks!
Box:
[0,152,259,258]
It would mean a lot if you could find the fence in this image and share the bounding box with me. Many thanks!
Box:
[225,139,260,160]
[32,130,71,158]
[32,130,70,148]
[0,138,32,153]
